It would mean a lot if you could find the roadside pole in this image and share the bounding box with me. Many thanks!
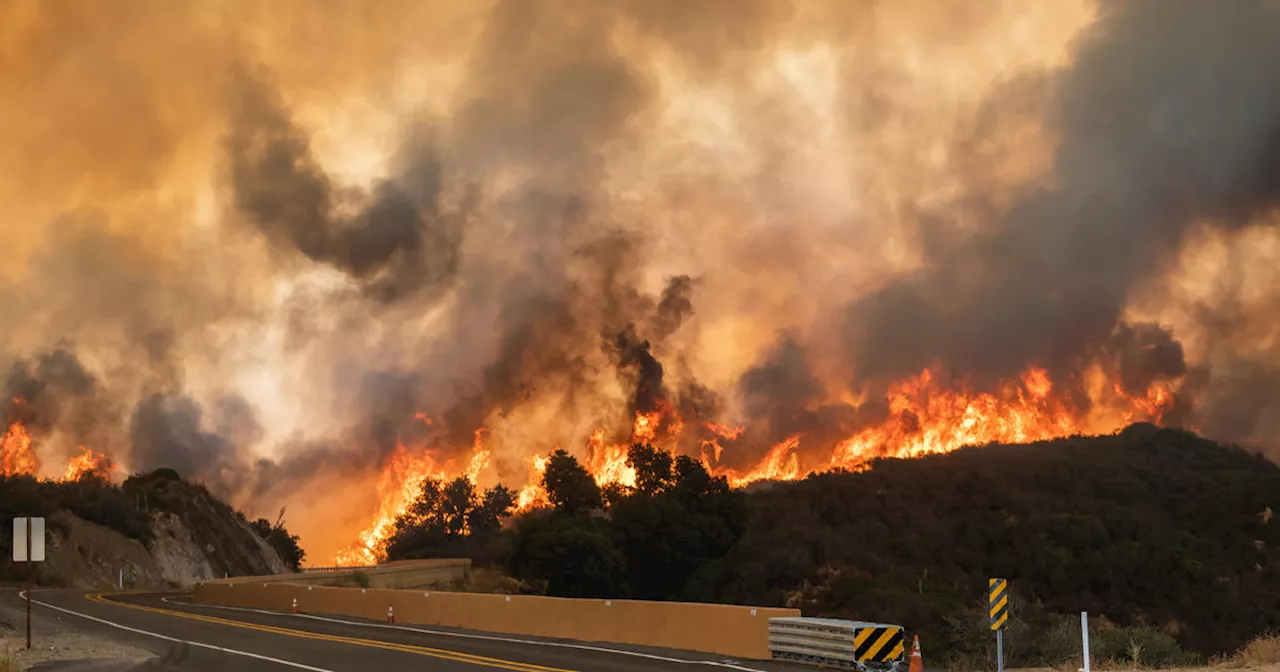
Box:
[1081,612,1091,672]
[25,515,31,650]
[13,516,45,650]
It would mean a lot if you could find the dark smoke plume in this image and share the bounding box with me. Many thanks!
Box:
[129,393,259,493]
[1,348,124,461]
[226,73,465,303]
[841,0,1280,441]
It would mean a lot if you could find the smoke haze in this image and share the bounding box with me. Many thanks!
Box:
[4,0,1280,560]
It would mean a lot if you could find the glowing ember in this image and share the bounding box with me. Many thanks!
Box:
[64,446,118,481]
[1,421,38,477]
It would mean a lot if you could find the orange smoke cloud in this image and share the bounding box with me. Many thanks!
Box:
[5,0,1280,568]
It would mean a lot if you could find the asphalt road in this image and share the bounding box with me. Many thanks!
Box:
[11,590,807,672]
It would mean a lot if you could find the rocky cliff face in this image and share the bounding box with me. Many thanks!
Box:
[35,472,287,589]
[42,508,286,589]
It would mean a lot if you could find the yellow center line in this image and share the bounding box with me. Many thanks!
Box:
[87,593,576,672]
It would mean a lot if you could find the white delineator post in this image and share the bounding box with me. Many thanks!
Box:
[1081,612,1091,672]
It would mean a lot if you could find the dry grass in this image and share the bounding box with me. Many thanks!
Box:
[1052,657,1150,672]
[1212,634,1280,668]
[0,644,17,672]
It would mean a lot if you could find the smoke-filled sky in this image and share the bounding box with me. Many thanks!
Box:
[4,0,1280,560]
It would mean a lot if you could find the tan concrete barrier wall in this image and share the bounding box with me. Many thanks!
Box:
[193,580,798,659]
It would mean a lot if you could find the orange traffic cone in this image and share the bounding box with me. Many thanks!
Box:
[291,598,298,614]
[909,635,924,672]
[387,605,395,624]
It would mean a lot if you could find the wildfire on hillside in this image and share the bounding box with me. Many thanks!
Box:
[2,413,121,483]
[332,421,496,566]
[333,362,1179,565]
[1,421,37,478]
[65,446,119,481]
[6,0,1280,570]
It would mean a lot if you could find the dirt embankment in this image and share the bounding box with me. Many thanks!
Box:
[35,488,287,591]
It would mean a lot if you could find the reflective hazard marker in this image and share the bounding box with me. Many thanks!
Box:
[852,625,905,664]
[989,578,1009,672]
[989,577,1009,631]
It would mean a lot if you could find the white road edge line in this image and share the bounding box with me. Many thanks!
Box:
[20,591,337,672]
[162,595,768,672]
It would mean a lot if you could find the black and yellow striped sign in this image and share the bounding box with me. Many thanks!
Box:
[989,578,1009,631]
[853,625,905,663]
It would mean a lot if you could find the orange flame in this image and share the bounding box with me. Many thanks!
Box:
[1,421,38,477]
[721,435,802,488]
[700,421,744,463]
[515,453,550,512]
[585,428,637,489]
[335,433,496,565]
[339,363,1179,562]
[2,415,121,483]
[825,367,1082,469]
[64,446,118,481]
[465,428,491,484]
[335,445,448,565]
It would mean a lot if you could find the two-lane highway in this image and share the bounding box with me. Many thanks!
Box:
[18,591,799,672]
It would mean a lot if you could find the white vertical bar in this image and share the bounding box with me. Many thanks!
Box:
[1081,611,1091,672]
[30,517,44,562]
[13,517,26,562]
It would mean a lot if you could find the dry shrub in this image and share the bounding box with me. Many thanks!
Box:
[459,566,528,595]
[1214,633,1280,668]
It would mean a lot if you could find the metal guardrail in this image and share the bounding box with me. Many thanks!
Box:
[300,565,378,574]
[768,617,906,671]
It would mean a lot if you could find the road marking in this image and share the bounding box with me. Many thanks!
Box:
[163,594,769,672]
[19,591,336,671]
[89,593,574,672]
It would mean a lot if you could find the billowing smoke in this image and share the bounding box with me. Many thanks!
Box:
[839,0,1280,436]
[3,0,1280,559]
[226,72,466,304]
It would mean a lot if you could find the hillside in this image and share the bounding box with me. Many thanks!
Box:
[0,469,301,588]
[722,424,1280,665]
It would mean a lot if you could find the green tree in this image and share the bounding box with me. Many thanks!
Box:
[468,484,515,534]
[542,449,602,515]
[511,512,626,598]
[384,476,515,562]
[628,443,675,495]
[609,447,747,601]
[249,509,306,571]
